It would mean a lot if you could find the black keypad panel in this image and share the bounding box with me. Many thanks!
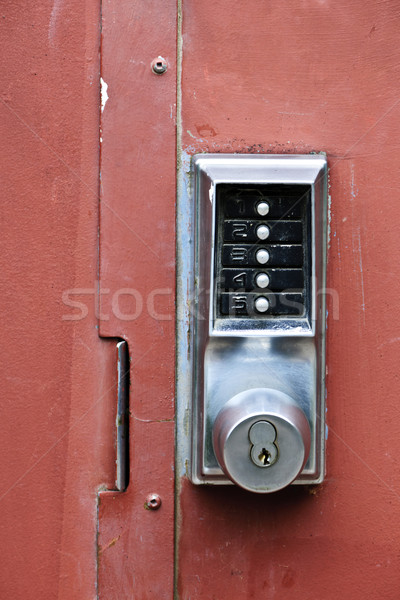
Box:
[214,184,312,319]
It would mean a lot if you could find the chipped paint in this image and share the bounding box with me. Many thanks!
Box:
[100,77,108,113]
[208,181,214,204]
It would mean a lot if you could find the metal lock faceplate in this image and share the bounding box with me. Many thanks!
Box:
[180,154,327,492]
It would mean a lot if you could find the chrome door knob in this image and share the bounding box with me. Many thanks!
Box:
[212,388,311,493]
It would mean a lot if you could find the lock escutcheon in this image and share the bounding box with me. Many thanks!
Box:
[213,388,311,493]
[183,155,328,490]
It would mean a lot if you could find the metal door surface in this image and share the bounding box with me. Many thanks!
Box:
[176,2,400,597]
[2,1,400,599]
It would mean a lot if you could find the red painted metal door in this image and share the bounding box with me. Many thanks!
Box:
[3,1,400,599]
[177,3,400,597]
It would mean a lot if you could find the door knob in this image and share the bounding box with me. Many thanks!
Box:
[213,388,311,493]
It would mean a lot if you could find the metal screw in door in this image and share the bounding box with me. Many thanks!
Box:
[151,56,167,74]
[145,493,162,510]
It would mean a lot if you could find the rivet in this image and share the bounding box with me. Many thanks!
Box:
[145,493,162,510]
[151,56,168,75]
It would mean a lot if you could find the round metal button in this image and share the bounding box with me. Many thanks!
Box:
[255,273,270,288]
[256,201,270,216]
[255,297,269,313]
[256,224,270,240]
[256,249,269,264]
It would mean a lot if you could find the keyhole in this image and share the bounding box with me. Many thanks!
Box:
[258,448,271,465]
[249,420,278,468]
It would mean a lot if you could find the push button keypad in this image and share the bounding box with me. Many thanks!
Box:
[215,184,311,318]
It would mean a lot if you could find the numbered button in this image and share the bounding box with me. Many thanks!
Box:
[254,297,269,313]
[256,201,270,216]
[256,225,270,240]
[255,273,270,289]
[224,220,302,243]
[256,249,270,264]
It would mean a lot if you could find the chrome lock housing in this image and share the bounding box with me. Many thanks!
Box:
[180,154,327,494]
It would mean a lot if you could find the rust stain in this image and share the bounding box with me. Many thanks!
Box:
[196,124,217,137]
[307,484,322,496]
[98,535,121,555]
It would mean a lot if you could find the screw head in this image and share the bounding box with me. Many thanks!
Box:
[151,56,168,75]
[145,493,162,510]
